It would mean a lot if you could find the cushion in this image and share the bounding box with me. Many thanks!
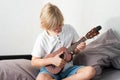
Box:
[73,29,120,75]
[0,59,39,80]
[111,56,120,69]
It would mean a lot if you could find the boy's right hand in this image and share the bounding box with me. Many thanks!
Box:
[51,51,66,68]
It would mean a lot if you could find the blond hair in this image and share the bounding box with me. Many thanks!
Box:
[40,3,64,30]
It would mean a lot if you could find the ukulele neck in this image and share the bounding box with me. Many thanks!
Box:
[66,37,87,54]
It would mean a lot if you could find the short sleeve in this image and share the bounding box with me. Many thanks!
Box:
[31,35,45,58]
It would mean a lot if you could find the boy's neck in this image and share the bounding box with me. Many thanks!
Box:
[47,30,59,36]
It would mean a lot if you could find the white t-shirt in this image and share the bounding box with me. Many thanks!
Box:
[31,24,79,71]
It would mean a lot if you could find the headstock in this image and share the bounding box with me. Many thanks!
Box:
[85,26,102,39]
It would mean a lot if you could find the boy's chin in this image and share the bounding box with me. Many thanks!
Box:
[55,32,61,35]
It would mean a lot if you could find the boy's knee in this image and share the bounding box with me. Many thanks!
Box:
[86,66,96,77]
[36,73,53,80]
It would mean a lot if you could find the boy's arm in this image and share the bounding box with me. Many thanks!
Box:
[31,56,53,68]
[31,52,66,68]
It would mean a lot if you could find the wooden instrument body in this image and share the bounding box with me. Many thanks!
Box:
[45,47,72,62]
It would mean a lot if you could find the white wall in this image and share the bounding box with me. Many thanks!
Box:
[82,0,120,35]
[0,0,120,55]
[0,0,41,55]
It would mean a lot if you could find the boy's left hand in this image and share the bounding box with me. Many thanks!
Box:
[76,42,86,52]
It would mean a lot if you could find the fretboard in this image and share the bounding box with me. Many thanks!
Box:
[66,37,87,54]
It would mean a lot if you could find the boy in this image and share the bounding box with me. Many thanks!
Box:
[31,3,96,80]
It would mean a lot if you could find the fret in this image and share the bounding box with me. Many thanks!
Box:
[67,37,87,53]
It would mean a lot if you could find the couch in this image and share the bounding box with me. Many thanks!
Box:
[0,29,120,80]
[73,29,120,80]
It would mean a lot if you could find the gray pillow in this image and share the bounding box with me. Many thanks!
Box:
[73,29,120,75]
[0,59,39,80]
[111,56,120,69]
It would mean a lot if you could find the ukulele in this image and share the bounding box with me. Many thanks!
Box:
[44,26,102,74]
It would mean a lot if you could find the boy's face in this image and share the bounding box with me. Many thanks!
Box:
[47,25,63,36]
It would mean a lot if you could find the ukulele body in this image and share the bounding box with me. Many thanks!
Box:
[44,47,73,74]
